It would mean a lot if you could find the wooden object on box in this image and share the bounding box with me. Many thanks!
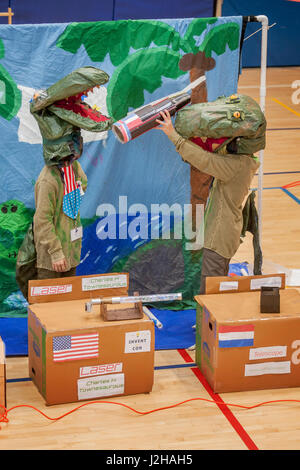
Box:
[260,286,280,313]
[101,292,143,321]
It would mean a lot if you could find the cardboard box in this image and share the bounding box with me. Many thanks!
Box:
[195,273,300,393]
[0,337,6,415]
[28,273,154,405]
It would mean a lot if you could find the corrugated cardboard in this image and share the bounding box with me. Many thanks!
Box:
[28,273,154,405]
[195,274,300,393]
[0,337,6,415]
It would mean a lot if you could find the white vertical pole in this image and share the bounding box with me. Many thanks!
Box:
[255,15,269,252]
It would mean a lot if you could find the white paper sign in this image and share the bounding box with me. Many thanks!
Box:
[245,361,291,377]
[287,269,300,287]
[30,284,72,296]
[82,274,128,291]
[125,330,151,353]
[249,346,287,361]
[77,373,124,400]
[219,281,239,291]
[250,276,282,290]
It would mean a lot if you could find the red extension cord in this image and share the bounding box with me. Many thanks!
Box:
[1,397,300,429]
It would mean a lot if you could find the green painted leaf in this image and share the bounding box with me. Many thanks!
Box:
[183,17,218,53]
[106,47,186,121]
[199,22,240,57]
[0,64,21,120]
[0,39,4,59]
[57,20,185,66]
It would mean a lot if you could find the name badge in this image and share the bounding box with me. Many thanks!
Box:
[71,225,83,241]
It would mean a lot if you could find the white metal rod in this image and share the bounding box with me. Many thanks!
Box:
[143,306,163,329]
[85,293,182,312]
[255,15,269,252]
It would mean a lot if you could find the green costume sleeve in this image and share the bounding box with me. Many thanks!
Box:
[33,180,65,265]
[168,129,241,182]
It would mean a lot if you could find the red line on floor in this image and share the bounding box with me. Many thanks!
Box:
[177,348,259,450]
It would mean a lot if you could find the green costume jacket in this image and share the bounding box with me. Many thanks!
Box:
[34,161,87,271]
[168,129,260,259]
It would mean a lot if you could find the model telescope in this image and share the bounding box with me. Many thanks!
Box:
[85,292,182,312]
[85,292,182,322]
[112,75,206,144]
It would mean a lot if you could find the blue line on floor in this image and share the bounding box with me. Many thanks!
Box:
[262,186,282,189]
[7,363,197,383]
[155,363,196,370]
[7,377,31,383]
[281,188,300,205]
[267,128,300,131]
[261,171,300,175]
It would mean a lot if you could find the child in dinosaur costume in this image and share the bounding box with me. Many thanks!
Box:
[16,67,113,297]
[156,94,266,294]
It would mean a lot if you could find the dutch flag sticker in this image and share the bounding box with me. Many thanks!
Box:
[218,324,255,348]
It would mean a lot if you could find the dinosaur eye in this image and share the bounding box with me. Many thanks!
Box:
[1,206,8,214]
[11,205,17,212]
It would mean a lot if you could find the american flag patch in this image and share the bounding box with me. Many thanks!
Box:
[218,324,254,348]
[63,165,76,195]
[52,333,99,362]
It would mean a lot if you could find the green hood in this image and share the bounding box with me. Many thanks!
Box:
[30,66,114,166]
[30,66,110,111]
[175,94,266,155]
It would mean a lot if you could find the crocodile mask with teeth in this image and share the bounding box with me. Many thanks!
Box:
[30,66,114,166]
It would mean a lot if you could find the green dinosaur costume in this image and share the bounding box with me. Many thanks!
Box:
[163,93,266,292]
[16,66,114,299]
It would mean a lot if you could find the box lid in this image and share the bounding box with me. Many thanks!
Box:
[29,299,151,332]
[195,289,300,323]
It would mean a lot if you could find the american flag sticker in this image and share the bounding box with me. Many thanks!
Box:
[52,333,99,362]
[218,324,254,348]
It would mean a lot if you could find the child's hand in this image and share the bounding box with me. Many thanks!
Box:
[155,110,174,137]
[52,258,67,272]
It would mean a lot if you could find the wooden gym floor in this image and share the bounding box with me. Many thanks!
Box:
[1,67,300,451]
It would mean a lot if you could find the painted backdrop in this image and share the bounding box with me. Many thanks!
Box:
[0,16,243,316]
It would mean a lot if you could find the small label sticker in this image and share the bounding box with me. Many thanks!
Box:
[70,225,83,242]
[250,276,282,290]
[125,330,151,353]
[249,346,287,361]
[245,361,291,377]
[79,363,123,377]
[219,281,239,291]
[82,274,128,291]
[30,284,72,296]
[77,373,125,400]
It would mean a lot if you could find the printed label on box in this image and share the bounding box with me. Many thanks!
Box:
[31,284,72,296]
[245,361,291,377]
[77,373,125,400]
[79,363,123,377]
[249,346,287,361]
[125,330,151,353]
[219,281,239,291]
[250,276,282,290]
[82,274,128,291]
